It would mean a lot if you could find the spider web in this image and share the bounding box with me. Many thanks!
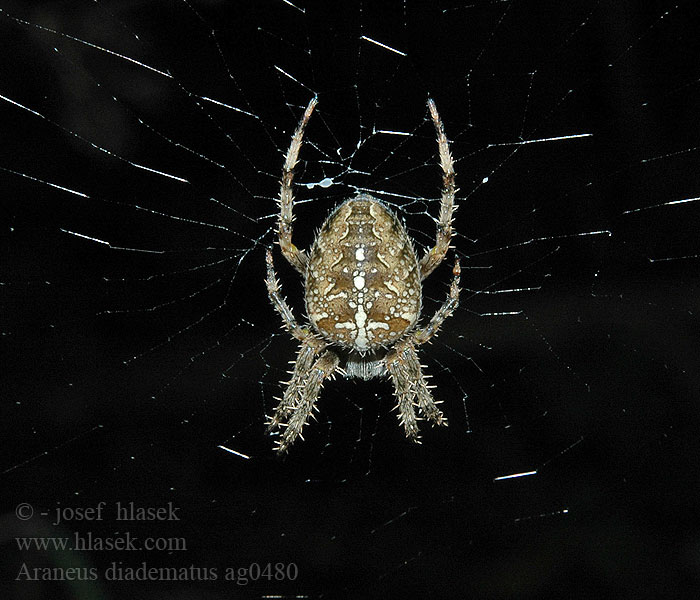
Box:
[2,0,699,597]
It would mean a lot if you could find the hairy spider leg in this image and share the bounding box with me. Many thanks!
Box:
[414,255,461,346]
[419,99,457,280]
[274,350,340,454]
[265,249,329,437]
[386,255,459,440]
[386,340,447,441]
[278,97,318,274]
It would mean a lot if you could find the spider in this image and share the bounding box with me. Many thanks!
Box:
[265,97,459,453]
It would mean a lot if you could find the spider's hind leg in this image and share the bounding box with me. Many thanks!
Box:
[386,341,447,443]
[273,349,340,454]
[265,247,331,451]
[266,337,323,434]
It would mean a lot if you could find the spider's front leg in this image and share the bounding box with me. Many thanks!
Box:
[420,99,457,280]
[386,340,448,443]
[278,97,318,275]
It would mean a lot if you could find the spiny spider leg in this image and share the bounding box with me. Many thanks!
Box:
[414,255,461,346]
[278,97,318,274]
[385,344,420,441]
[265,248,306,342]
[266,337,324,433]
[409,345,448,426]
[274,350,340,454]
[420,99,457,280]
[386,340,447,442]
[265,248,327,432]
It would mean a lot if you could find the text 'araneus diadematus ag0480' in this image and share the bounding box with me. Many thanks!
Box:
[265,98,459,454]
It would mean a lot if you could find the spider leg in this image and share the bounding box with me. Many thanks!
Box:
[266,336,324,434]
[419,99,457,280]
[265,248,310,342]
[265,247,328,436]
[386,340,447,442]
[412,353,448,427]
[278,97,318,274]
[273,349,340,454]
[414,254,460,346]
[386,343,420,441]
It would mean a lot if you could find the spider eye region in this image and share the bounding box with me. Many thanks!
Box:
[305,194,422,351]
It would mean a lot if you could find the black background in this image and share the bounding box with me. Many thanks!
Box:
[2,0,699,598]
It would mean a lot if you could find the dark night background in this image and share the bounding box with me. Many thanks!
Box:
[1,1,699,598]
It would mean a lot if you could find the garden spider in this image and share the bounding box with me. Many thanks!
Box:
[265,97,459,453]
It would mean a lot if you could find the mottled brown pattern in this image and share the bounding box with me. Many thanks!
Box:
[305,194,421,351]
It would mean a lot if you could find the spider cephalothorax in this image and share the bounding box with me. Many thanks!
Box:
[266,98,459,453]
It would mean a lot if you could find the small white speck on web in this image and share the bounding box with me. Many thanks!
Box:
[305,177,334,189]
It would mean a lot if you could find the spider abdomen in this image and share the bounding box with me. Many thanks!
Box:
[305,194,422,351]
